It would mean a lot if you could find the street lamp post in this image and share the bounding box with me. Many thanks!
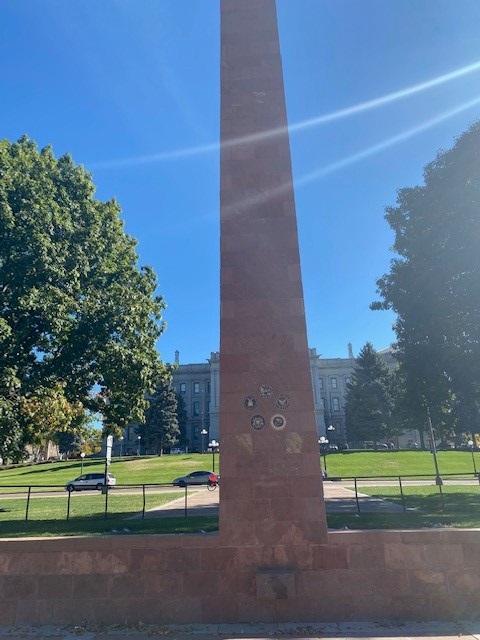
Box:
[318,436,329,474]
[80,452,85,475]
[137,435,141,456]
[119,436,124,457]
[425,403,443,486]
[209,439,219,473]
[468,440,478,477]
[200,429,208,454]
[327,424,335,447]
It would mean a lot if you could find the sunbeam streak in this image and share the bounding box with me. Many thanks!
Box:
[295,95,480,186]
[220,95,480,219]
[90,59,480,170]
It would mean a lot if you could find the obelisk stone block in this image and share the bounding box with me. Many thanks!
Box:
[220,0,327,547]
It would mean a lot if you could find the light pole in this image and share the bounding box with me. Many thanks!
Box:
[80,452,85,475]
[209,439,219,473]
[468,440,478,477]
[318,436,329,474]
[327,424,335,447]
[119,436,124,457]
[425,402,443,486]
[200,429,207,454]
[137,435,141,456]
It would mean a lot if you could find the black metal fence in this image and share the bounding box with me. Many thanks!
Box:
[1,472,479,524]
[326,471,480,513]
[0,482,215,522]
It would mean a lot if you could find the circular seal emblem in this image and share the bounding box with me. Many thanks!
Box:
[251,414,266,431]
[271,414,287,430]
[259,384,273,398]
[243,396,257,410]
[275,395,290,410]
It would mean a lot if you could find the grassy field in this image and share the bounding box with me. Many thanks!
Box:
[330,484,480,530]
[0,490,220,538]
[0,451,478,537]
[0,449,478,489]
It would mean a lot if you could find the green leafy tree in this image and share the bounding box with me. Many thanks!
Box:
[139,380,180,455]
[345,342,395,448]
[175,392,189,448]
[0,136,166,460]
[372,121,480,441]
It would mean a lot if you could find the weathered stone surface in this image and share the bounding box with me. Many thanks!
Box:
[219,0,327,547]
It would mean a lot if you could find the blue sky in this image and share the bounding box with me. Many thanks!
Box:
[2,0,480,365]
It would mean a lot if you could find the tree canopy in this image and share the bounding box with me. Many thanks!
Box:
[372,121,480,440]
[0,136,166,461]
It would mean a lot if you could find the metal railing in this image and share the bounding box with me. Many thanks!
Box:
[0,482,213,522]
[326,471,480,513]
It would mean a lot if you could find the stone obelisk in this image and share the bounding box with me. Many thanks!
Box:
[219,0,327,546]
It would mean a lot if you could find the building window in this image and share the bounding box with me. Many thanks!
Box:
[193,401,200,416]
[332,398,340,412]
[331,377,337,389]
[206,381,211,394]
[193,382,200,394]
[318,378,323,389]
[180,383,186,394]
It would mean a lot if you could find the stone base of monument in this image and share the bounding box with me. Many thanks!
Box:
[1,529,479,625]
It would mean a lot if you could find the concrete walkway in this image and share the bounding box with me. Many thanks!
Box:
[141,483,404,519]
[0,620,478,639]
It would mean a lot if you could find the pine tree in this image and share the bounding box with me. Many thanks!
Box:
[175,393,188,449]
[345,343,395,448]
[140,381,180,455]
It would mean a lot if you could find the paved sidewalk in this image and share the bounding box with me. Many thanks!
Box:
[141,483,404,519]
[0,620,478,640]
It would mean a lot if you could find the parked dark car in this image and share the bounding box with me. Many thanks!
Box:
[172,470,218,487]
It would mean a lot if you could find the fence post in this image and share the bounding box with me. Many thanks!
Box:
[437,478,445,510]
[25,486,31,521]
[354,477,361,514]
[399,476,406,513]
[104,488,109,520]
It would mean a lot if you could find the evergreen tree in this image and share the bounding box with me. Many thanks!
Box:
[175,392,188,449]
[345,342,395,448]
[140,380,180,455]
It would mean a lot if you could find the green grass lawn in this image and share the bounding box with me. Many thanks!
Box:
[0,453,217,491]
[0,491,218,538]
[0,451,479,537]
[323,449,479,478]
[0,450,478,491]
[328,484,480,531]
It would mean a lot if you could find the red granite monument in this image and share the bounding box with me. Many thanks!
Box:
[219,0,328,549]
[1,1,477,627]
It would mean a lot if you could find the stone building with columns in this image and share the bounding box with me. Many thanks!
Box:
[116,344,421,455]
[172,344,363,451]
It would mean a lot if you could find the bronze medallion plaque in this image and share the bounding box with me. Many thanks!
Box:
[251,414,266,431]
[271,414,287,430]
[243,396,257,410]
[275,394,290,410]
[259,384,273,398]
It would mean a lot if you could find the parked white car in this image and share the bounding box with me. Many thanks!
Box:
[65,473,116,492]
